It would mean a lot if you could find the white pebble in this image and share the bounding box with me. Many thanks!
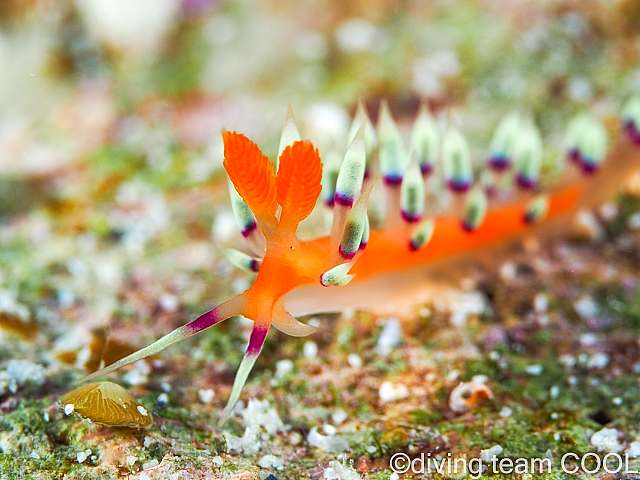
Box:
[378,381,409,402]
[331,409,348,425]
[587,352,609,369]
[159,294,179,311]
[499,406,512,418]
[323,424,337,435]
[550,386,560,398]
[591,428,622,453]
[627,212,640,230]
[257,454,284,468]
[307,426,349,453]
[574,295,599,318]
[627,441,640,458]
[580,333,598,346]
[275,359,294,379]
[143,436,156,448]
[303,341,318,359]
[198,388,215,404]
[347,354,362,368]
[500,262,517,280]
[376,317,402,356]
[534,293,548,312]
[525,364,543,375]
[76,449,90,463]
[142,459,159,470]
[212,455,224,465]
[480,445,503,462]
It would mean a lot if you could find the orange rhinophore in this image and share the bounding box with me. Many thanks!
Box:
[77,98,640,423]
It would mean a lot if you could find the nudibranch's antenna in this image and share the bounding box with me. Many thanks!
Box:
[75,95,640,425]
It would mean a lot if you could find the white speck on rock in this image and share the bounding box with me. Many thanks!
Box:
[627,212,640,230]
[303,341,318,359]
[499,406,513,418]
[257,454,284,468]
[331,409,347,425]
[580,333,598,346]
[241,398,284,435]
[574,295,599,318]
[159,293,179,311]
[137,406,148,416]
[143,436,156,448]
[275,359,294,379]
[142,458,159,470]
[347,354,362,368]
[0,360,46,395]
[64,404,74,415]
[525,364,543,375]
[198,388,215,404]
[480,445,503,462]
[587,352,609,369]
[591,428,622,453]
[379,381,409,402]
[76,449,91,463]
[308,426,349,453]
[500,262,517,280]
[323,424,337,436]
[376,317,402,355]
[627,441,640,458]
[534,293,548,313]
[122,360,151,386]
[323,459,362,480]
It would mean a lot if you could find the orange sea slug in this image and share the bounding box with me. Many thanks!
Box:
[79,97,640,423]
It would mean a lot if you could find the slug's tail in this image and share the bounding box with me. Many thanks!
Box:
[78,293,248,384]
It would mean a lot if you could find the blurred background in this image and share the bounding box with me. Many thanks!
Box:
[2,2,640,477]
[2,0,640,179]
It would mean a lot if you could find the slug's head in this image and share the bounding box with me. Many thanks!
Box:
[222,105,371,289]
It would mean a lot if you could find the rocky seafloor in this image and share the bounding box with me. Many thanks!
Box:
[3,0,640,479]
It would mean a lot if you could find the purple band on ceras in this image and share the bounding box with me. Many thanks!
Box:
[383,174,403,186]
[487,154,511,172]
[515,174,537,190]
[446,179,472,193]
[461,219,478,232]
[240,220,257,238]
[567,149,599,175]
[338,245,357,260]
[420,163,434,176]
[334,192,354,207]
[624,120,640,146]
[184,307,223,335]
[246,324,269,355]
[401,210,422,223]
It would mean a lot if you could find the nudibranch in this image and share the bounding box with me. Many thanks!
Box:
[77,97,640,424]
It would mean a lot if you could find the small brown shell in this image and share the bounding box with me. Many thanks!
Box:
[58,381,154,429]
